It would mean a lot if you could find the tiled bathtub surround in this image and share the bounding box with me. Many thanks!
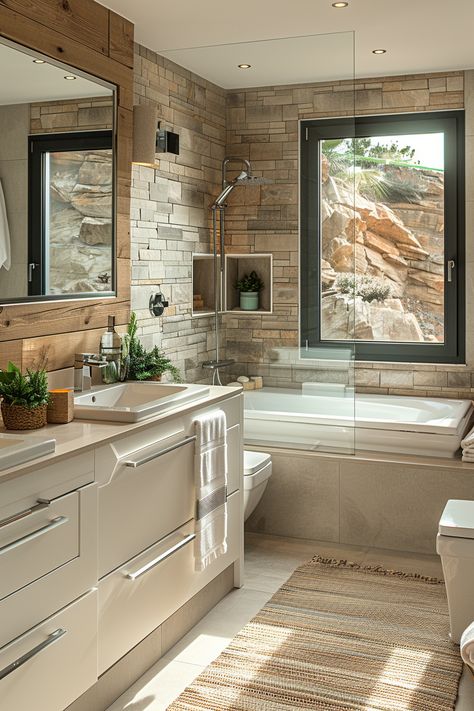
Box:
[130,44,474,393]
[245,448,474,554]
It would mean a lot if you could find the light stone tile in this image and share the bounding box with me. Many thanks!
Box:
[246,454,340,542]
[106,660,205,711]
[161,588,271,666]
[380,370,414,388]
[340,460,474,554]
[413,371,448,387]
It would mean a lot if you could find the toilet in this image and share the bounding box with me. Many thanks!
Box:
[437,499,474,643]
[243,450,272,521]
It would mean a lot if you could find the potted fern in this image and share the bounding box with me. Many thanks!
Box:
[235,270,264,311]
[126,313,182,382]
[0,362,50,430]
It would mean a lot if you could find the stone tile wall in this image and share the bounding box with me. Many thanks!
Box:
[131,44,226,382]
[223,70,474,398]
[30,96,113,133]
[131,46,474,394]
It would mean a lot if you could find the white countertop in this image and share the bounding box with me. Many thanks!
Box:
[0,386,241,483]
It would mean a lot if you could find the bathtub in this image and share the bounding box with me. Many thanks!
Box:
[243,387,473,458]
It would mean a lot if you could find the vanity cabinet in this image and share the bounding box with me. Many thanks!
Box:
[0,590,98,711]
[96,393,243,672]
[0,389,244,711]
[0,452,98,711]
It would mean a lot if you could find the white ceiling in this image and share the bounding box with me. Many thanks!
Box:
[0,41,112,105]
[100,0,474,88]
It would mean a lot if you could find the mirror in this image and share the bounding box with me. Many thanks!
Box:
[0,39,116,304]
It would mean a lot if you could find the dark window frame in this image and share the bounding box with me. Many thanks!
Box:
[300,111,465,364]
[27,130,114,300]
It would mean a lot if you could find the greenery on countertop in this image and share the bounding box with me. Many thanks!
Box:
[0,362,50,408]
[235,270,264,293]
[127,312,182,382]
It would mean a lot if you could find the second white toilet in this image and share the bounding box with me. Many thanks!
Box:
[243,450,272,521]
[437,499,474,643]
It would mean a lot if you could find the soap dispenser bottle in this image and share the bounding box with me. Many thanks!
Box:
[100,315,122,384]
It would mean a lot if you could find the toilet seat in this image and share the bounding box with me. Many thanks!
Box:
[243,451,272,491]
[439,500,474,539]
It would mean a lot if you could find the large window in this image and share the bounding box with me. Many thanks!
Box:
[300,111,465,363]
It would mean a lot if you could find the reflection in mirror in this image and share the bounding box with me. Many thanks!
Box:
[0,39,115,303]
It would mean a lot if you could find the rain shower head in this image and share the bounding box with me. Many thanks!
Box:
[211,164,273,208]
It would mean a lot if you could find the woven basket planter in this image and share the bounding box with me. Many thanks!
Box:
[1,402,48,430]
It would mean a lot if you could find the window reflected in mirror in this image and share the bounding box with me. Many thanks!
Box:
[29,132,113,296]
[0,38,116,304]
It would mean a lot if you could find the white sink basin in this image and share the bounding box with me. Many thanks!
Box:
[73,382,210,422]
[0,433,56,471]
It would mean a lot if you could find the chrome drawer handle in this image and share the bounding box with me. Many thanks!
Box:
[0,516,69,556]
[0,628,66,680]
[125,533,196,581]
[0,499,50,530]
[124,435,196,468]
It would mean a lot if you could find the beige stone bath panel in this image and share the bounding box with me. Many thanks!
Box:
[246,454,340,543]
[339,461,474,554]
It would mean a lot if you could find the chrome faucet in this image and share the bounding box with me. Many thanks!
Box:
[74,353,108,392]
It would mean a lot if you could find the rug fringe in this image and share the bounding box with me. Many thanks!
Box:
[309,555,444,585]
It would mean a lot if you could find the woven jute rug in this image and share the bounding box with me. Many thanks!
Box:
[168,556,463,710]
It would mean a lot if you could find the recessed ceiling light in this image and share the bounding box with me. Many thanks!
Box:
[238,64,251,69]
[372,49,387,55]
[33,59,45,64]
[64,75,77,80]
[332,2,349,7]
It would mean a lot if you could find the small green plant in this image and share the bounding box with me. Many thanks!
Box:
[127,312,182,382]
[235,271,264,293]
[336,274,392,303]
[0,362,50,408]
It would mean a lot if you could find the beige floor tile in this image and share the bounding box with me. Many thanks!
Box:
[106,659,205,711]
[106,532,466,711]
[162,587,271,666]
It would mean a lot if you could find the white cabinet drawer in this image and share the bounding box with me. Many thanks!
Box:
[0,451,94,524]
[99,491,241,673]
[227,424,243,496]
[0,589,97,711]
[0,491,79,601]
[99,433,195,577]
[0,484,97,649]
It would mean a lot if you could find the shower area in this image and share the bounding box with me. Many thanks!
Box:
[163,30,468,460]
[180,31,359,456]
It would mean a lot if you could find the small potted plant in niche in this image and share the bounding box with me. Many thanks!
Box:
[126,312,182,383]
[235,270,264,311]
[0,362,50,430]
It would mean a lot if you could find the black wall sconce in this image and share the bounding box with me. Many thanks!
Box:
[157,126,180,155]
[149,292,169,317]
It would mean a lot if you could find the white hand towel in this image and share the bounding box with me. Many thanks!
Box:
[0,180,11,271]
[194,410,227,571]
[460,621,474,671]
[462,452,474,462]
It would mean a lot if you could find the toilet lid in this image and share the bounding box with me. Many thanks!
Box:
[244,450,271,476]
[439,499,474,539]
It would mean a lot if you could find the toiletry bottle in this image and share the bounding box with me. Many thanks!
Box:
[100,316,122,384]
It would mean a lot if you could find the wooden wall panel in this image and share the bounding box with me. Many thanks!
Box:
[0,0,110,55]
[21,325,127,371]
[0,0,133,372]
[109,11,134,68]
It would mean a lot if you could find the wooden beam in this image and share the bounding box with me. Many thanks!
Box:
[109,11,133,68]
[0,0,110,55]
[0,4,133,109]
